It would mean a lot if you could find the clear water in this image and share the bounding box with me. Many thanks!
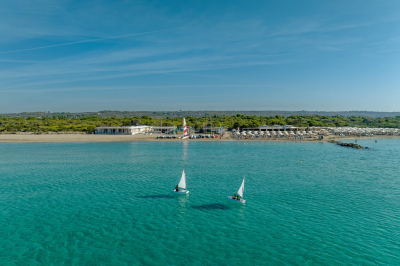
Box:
[1,139,400,265]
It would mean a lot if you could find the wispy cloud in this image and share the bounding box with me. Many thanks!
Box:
[0,0,72,43]
[268,16,400,38]
[0,59,39,63]
[0,84,278,93]
[0,55,289,89]
[0,24,293,88]
[0,28,187,54]
[1,0,400,112]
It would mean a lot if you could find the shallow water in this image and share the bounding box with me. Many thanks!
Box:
[1,139,400,265]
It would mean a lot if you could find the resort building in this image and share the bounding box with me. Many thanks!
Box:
[243,125,303,132]
[151,126,175,134]
[95,126,151,135]
[201,126,224,134]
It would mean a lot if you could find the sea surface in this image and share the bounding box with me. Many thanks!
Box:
[1,139,400,265]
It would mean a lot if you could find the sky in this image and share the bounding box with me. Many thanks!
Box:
[1,0,400,113]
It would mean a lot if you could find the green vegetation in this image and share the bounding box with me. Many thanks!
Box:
[0,114,399,133]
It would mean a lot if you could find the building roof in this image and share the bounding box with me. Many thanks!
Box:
[95,125,151,129]
[151,126,175,129]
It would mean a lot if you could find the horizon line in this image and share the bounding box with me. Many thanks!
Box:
[2,110,400,115]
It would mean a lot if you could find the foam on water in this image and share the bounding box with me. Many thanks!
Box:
[1,139,400,265]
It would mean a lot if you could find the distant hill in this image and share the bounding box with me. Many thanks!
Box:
[1,110,400,119]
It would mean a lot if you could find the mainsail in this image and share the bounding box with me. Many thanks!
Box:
[237,175,245,197]
[183,118,188,136]
[178,170,186,189]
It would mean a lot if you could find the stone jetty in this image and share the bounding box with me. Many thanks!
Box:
[329,140,364,149]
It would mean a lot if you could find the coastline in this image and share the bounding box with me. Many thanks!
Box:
[1,133,399,143]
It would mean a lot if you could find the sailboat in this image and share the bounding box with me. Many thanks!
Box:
[172,170,189,194]
[227,175,246,203]
[181,118,189,139]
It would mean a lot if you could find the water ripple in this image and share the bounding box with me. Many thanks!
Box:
[1,140,400,265]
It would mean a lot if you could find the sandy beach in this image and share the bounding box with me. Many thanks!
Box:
[1,132,399,143]
[0,133,172,143]
[0,133,235,143]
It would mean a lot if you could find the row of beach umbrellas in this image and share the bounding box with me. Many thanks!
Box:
[232,127,400,137]
[327,127,400,135]
[233,130,317,138]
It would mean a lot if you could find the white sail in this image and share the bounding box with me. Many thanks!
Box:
[237,175,245,197]
[183,118,188,136]
[178,170,186,189]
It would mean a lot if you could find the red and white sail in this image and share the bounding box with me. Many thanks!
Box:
[183,118,188,136]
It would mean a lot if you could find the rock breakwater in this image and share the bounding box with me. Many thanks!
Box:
[329,140,364,149]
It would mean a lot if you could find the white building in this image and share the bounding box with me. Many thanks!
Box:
[151,126,175,134]
[95,126,151,135]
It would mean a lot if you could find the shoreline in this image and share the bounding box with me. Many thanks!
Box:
[0,133,399,143]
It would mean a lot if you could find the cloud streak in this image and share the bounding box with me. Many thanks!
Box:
[1,0,400,112]
[0,28,187,54]
[0,84,278,93]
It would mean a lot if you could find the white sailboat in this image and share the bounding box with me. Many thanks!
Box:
[180,118,189,139]
[172,170,189,194]
[227,175,246,203]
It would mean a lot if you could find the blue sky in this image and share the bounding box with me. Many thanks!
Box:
[1,0,400,112]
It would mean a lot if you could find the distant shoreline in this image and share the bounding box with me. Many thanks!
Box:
[2,110,400,119]
[0,133,399,143]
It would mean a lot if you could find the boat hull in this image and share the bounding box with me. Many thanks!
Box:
[226,196,245,203]
[172,190,189,194]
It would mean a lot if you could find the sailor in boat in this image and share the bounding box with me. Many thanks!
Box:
[175,185,180,192]
[232,193,241,201]
[227,176,245,203]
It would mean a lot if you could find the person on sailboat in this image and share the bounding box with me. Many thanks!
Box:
[175,185,180,192]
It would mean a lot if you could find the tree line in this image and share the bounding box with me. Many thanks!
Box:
[0,114,399,133]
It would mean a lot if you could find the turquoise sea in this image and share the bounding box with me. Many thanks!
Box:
[1,139,400,265]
